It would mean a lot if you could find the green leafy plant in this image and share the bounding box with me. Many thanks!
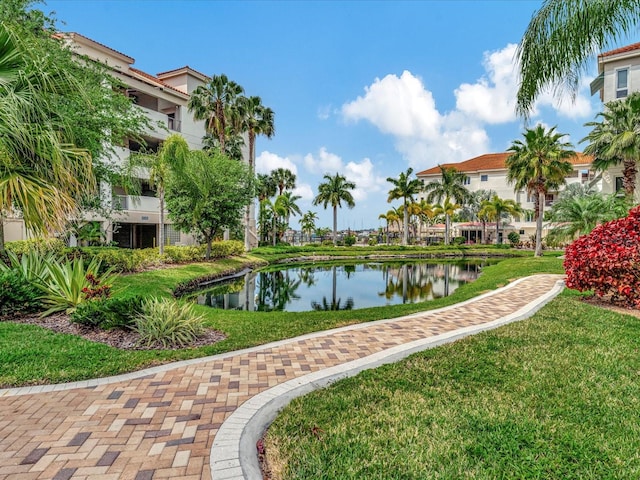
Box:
[0,249,56,282]
[0,271,41,316]
[344,235,356,246]
[71,295,145,329]
[36,257,117,316]
[508,231,520,247]
[133,298,205,348]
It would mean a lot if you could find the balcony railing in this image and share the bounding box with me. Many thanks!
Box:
[168,116,181,132]
[112,195,160,212]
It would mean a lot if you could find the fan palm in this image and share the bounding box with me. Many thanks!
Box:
[299,211,318,243]
[478,195,522,245]
[271,168,296,195]
[313,173,356,245]
[386,168,423,245]
[274,191,302,233]
[188,74,244,152]
[0,22,93,249]
[516,0,640,116]
[582,92,640,200]
[423,166,469,245]
[506,125,575,256]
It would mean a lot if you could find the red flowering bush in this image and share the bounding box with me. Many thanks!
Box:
[564,205,640,306]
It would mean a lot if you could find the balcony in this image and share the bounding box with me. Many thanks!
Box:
[139,106,181,135]
[113,195,160,212]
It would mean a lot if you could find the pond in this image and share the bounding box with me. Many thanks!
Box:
[190,259,498,312]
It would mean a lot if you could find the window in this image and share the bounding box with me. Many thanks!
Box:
[616,176,624,192]
[616,68,629,98]
[480,175,488,182]
[519,229,525,235]
[164,224,181,246]
[463,176,470,185]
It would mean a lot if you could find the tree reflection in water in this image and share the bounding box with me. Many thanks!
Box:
[191,260,490,312]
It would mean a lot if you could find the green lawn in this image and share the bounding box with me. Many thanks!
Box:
[0,252,563,387]
[265,292,640,479]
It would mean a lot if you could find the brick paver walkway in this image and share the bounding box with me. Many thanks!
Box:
[0,274,562,480]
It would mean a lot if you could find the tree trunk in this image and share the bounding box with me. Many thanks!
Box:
[402,203,408,246]
[481,220,487,244]
[159,188,165,255]
[496,220,500,245]
[0,212,5,251]
[444,214,450,245]
[245,132,256,252]
[205,236,212,260]
[333,205,338,246]
[535,191,544,257]
[622,157,637,201]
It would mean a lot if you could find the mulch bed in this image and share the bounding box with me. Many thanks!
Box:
[580,295,640,319]
[1,312,226,350]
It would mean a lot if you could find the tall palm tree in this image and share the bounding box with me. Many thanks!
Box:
[313,173,356,246]
[0,22,94,249]
[274,191,302,237]
[386,168,423,246]
[582,92,640,200]
[506,125,575,256]
[406,201,423,244]
[256,173,277,243]
[458,189,494,244]
[188,73,244,152]
[416,199,435,244]
[433,200,460,243]
[478,195,522,245]
[299,210,318,243]
[237,96,275,250]
[378,209,399,245]
[126,134,189,254]
[423,166,470,245]
[516,0,640,116]
[271,167,296,195]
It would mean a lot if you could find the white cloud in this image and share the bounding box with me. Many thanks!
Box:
[304,147,343,174]
[317,104,332,120]
[293,183,314,201]
[256,151,297,175]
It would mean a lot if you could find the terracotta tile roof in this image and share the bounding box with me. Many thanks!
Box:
[417,152,592,176]
[64,32,134,63]
[600,42,640,59]
[157,65,210,81]
[129,67,188,96]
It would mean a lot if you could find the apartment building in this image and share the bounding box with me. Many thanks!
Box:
[590,41,640,200]
[4,33,253,248]
[416,152,595,242]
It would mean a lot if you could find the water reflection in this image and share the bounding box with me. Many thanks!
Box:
[192,260,493,312]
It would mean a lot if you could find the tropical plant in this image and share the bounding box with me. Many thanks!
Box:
[433,200,461,242]
[378,210,399,245]
[74,221,106,247]
[313,173,356,246]
[516,0,640,116]
[506,125,575,256]
[133,298,205,348]
[165,150,253,259]
[71,295,145,329]
[0,270,41,316]
[423,166,469,245]
[386,168,423,246]
[478,195,522,245]
[271,167,297,195]
[582,93,640,200]
[125,134,189,254]
[0,248,56,282]
[274,191,302,234]
[547,192,629,243]
[188,73,244,152]
[36,256,117,316]
[299,211,318,243]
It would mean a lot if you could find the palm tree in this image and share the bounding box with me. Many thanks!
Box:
[188,74,244,152]
[433,200,460,242]
[582,92,640,200]
[126,134,189,254]
[516,0,640,116]
[313,173,356,246]
[271,167,296,195]
[416,199,435,244]
[386,168,423,245]
[378,210,399,245]
[0,22,94,249]
[506,125,575,256]
[478,195,522,245]
[274,191,302,238]
[237,96,275,250]
[423,166,470,245]
[299,210,318,243]
[458,189,494,244]
[406,202,423,244]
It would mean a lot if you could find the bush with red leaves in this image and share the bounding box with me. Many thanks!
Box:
[564,205,640,306]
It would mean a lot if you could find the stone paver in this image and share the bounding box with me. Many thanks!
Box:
[0,274,563,479]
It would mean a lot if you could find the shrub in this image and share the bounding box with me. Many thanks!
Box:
[0,249,56,282]
[368,237,378,246]
[133,298,205,348]
[5,237,65,256]
[71,295,145,329]
[208,240,244,258]
[0,271,41,316]
[508,231,520,246]
[565,205,640,306]
[344,235,356,247]
[452,236,466,246]
[36,257,117,316]
[321,240,334,246]
[63,247,160,273]
[163,245,205,263]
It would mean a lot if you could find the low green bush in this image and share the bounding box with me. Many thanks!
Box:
[344,235,356,246]
[368,237,378,246]
[163,245,205,263]
[508,231,520,246]
[452,236,466,246]
[208,240,244,259]
[71,295,145,329]
[321,240,334,246]
[5,238,65,256]
[133,298,205,348]
[0,271,41,316]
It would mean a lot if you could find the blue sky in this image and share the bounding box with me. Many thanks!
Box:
[45,0,635,231]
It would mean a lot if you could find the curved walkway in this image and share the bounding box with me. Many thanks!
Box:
[0,274,563,480]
